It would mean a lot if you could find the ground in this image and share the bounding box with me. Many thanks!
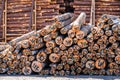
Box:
[0,75,120,80]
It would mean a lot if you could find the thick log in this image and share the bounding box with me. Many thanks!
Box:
[76,24,92,39]
[54,13,73,22]
[9,31,35,46]
[36,51,47,63]
[86,61,95,69]
[31,61,45,73]
[72,12,86,31]
[77,39,88,48]
[63,37,73,47]
[46,40,56,49]
[95,59,106,69]
[49,53,60,63]
[68,30,75,38]
[22,66,32,75]
[55,36,63,45]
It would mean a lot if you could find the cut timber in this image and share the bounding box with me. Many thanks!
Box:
[49,53,60,63]
[31,61,44,73]
[72,12,86,31]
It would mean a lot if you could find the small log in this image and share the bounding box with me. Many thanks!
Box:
[87,33,94,43]
[22,48,32,56]
[31,61,45,73]
[49,53,60,63]
[63,37,73,47]
[53,47,60,53]
[95,59,106,69]
[50,32,58,39]
[60,24,72,34]
[46,40,56,49]
[68,30,75,38]
[45,48,52,54]
[105,30,112,37]
[109,36,116,43]
[77,39,88,48]
[86,61,95,69]
[28,55,35,62]
[22,66,32,75]
[43,34,52,42]
[115,55,120,64]
[76,24,92,39]
[36,51,47,63]
[91,27,100,34]
[21,40,30,49]
[55,36,63,45]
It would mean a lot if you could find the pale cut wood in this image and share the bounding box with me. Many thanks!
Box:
[72,12,86,31]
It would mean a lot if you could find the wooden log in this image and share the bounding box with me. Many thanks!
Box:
[112,24,119,33]
[43,34,52,42]
[61,55,67,62]
[72,12,86,31]
[55,36,63,45]
[0,45,11,52]
[109,62,119,69]
[46,40,56,49]
[36,51,47,63]
[28,55,35,62]
[95,59,106,69]
[105,30,112,37]
[9,31,35,46]
[87,33,94,43]
[63,37,73,47]
[22,48,32,56]
[55,16,75,29]
[109,36,116,43]
[50,32,58,39]
[22,66,32,75]
[31,61,44,73]
[77,39,88,48]
[91,27,100,34]
[53,47,60,53]
[54,13,73,22]
[76,24,92,39]
[0,48,12,58]
[68,30,75,38]
[60,24,72,34]
[49,53,60,63]
[86,61,95,69]
[21,40,30,49]
[45,48,52,54]
[115,55,120,64]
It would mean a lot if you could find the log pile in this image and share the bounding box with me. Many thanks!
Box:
[7,0,32,41]
[0,12,120,76]
[0,1,3,41]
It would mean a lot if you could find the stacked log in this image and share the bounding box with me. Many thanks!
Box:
[7,0,32,41]
[0,13,120,76]
[0,1,3,42]
[73,0,91,23]
[36,0,60,30]
[85,14,120,75]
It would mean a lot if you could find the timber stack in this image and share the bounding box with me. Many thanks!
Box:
[0,12,120,76]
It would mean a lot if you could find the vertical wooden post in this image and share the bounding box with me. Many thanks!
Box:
[3,0,7,42]
[30,0,36,31]
[32,0,36,31]
[90,0,95,26]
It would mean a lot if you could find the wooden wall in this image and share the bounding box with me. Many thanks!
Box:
[0,0,120,42]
